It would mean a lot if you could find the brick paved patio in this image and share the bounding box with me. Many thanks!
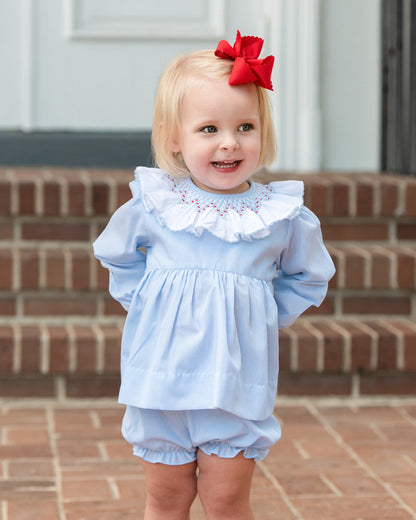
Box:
[1,398,416,520]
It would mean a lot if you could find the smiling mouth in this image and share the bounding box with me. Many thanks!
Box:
[212,160,241,169]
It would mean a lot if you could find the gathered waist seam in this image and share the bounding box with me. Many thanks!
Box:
[144,266,272,283]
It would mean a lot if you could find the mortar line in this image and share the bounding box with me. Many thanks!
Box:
[46,406,67,520]
[1,500,7,520]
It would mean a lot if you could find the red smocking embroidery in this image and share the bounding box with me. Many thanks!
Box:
[168,176,274,217]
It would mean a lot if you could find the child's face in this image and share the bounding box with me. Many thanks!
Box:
[171,79,261,194]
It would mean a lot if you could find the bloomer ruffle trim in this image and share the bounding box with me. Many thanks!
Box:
[132,442,269,464]
[132,445,197,465]
[130,167,304,243]
[199,442,269,463]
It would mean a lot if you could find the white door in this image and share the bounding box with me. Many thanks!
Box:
[1,0,273,133]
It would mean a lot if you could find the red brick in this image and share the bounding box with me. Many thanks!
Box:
[20,249,39,289]
[303,295,335,317]
[327,248,340,289]
[0,325,13,372]
[342,296,411,316]
[117,183,131,207]
[43,181,61,216]
[313,322,344,372]
[395,248,416,289]
[92,182,109,215]
[405,182,416,217]
[356,182,374,216]
[331,182,350,216]
[45,249,66,290]
[323,222,389,241]
[62,478,113,500]
[7,425,50,445]
[21,222,90,241]
[278,373,352,396]
[9,460,55,479]
[0,297,16,316]
[49,326,70,372]
[103,326,122,373]
[278,329,291,371]
[344,249,365,289]
[23,296,97,317]
[391,321,416,370]
[289,322,319,372]
[0,375,56,397]
[365,322,398,370]
[292,495,414,520]
[348,322,373,371]
[308,183,329,216]
[0,181,12,215]
[7,499,60,520]
[103,296,126,316]
[74,326,97,372]
[67,181,86,216]
[18,182,36,214]
[20,326,41,372]
[371,248,392,289]
[0,249,12,289]
[71,249,91,290]
[65,375,120,398]
[360,373,416,395]
[95,259,109,290]
[380,179,400,216]
[397,223,416,240]
[0,222,13,239]
[277,474,332,495]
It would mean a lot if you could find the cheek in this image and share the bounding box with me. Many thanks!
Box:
[247,137,262,159]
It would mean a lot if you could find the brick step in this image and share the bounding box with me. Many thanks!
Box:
[0,318,415,398]
[1,243,415,294]
[1,170,416,246]
[1,168,415,396]
[328,243,416,290]
[0,290,412,322]
[0,246,414,321]
[1,167,416,219]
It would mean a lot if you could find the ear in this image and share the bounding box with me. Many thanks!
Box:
[169,126,181,153]
[170,137,181,153]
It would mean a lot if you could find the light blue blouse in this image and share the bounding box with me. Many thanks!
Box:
[93,167,335,420]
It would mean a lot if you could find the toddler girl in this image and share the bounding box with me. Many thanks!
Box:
[94,31,335,520]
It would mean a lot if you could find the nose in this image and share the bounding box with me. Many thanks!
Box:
[219,132,239,151]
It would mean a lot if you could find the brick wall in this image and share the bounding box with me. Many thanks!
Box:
[0,167,415,398]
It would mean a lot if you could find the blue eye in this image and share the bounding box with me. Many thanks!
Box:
[201,126,217,133]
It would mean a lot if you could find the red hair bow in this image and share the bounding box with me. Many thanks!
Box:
[215,30,275,91]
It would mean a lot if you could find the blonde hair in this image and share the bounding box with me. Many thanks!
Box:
[152,49,276,177]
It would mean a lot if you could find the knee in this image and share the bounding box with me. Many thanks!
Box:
[146,474,197,513]
[198,480,251,518]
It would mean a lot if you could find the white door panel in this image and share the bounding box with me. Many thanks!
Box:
[1,0,268,132]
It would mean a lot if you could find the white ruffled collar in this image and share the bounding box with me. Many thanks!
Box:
[131,167,304,242]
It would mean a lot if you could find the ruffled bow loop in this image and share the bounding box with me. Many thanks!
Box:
[215,30,275,91]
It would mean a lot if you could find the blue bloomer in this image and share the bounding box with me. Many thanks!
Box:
[121,406,281,466]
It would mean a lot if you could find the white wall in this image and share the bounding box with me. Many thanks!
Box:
[320,0,381,170]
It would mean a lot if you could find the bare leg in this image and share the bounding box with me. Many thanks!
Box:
[197,450,255,520]
[141,459,198,520]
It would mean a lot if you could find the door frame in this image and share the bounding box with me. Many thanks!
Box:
[382,0,416,176]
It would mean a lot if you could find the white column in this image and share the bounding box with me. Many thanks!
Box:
[265,0,322,171]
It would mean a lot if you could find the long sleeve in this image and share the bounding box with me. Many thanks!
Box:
[93,198,148,311]
[273,206,335,329]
